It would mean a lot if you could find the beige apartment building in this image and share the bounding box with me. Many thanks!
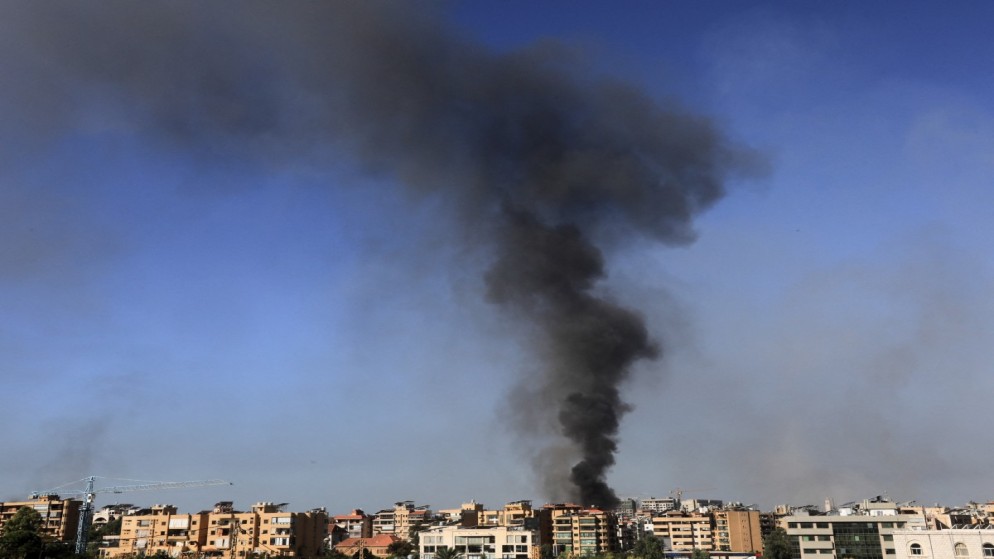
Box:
[713,509,763,553]
[105,501,327,559]
[649,511,714,551]
[373,502,431,541]
[333,509,373,540]
[0,494,82,543]
[547,504,617,557]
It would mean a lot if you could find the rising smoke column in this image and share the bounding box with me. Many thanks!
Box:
[1,2,760,506]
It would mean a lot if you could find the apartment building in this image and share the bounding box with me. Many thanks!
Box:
[419,524,537,559]
[372,502,432,540]
[500,501,541,530]
[333,509,373,539]
[713,510,763,553]
[891,526,994,559]
[107,501,327,559]
[0,494,82,543]
[641,498,679,515]
[372,508,396,536]
[782,512,926,559]
[108,504,201,558]
[548,505,618,557]
[649,511,714,552]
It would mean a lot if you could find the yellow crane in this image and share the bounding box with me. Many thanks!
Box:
[31,475,231,554]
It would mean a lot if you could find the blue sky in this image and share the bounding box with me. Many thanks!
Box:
[2,1,993,513]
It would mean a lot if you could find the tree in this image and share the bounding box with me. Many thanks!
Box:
[690,549,711,559]
[433,547,461,559]
[0,507,44,559]
[352,549,378,559]
[387,540,414,559]
[630,536,665,559]
[762,527,792,559]
[86,517,124,558]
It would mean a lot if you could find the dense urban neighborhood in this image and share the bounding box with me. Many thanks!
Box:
[3,492,994,559]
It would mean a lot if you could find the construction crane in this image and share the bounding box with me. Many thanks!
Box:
[31,475,231,554]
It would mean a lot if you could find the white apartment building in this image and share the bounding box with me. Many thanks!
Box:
[641,498,678,514]
[892,527,994,559]
[783,513,927,559]
[420,524,537,559]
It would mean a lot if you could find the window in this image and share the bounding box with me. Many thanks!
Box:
[983,544,994,558]
[910,543,922,556]
[955,543,969,558]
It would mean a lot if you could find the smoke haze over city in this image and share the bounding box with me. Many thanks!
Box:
[1,1,994,513]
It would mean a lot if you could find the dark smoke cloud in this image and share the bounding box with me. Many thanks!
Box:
[1,2,760,505]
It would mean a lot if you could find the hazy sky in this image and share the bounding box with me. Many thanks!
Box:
[2,1,993,514]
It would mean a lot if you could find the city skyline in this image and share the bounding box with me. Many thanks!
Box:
[2,1,993,513]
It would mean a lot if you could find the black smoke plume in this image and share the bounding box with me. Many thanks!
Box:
[1,3,760,506]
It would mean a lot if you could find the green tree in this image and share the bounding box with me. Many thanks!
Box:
[690,549,710,559]
[85,517,123,558]
[387,541,414,559]
[539,545,554,559]
[762,528,792,559]
[0,507,44,559]
[433,547,461,559]
[630,536,666,559]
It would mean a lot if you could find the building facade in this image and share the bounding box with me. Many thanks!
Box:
[782,513,926,559]
[892,527,994,559]
[0,495,82,543]
[106,501,327,559]
[548,506,618,557]
[641,498,679,515]
[333,510,373,540]
[420,524,537,559]
[649,511,714,552]
[714,510,763,553]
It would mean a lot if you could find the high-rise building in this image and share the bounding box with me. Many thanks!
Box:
[546,504,618,557]
[713,509,763,553]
